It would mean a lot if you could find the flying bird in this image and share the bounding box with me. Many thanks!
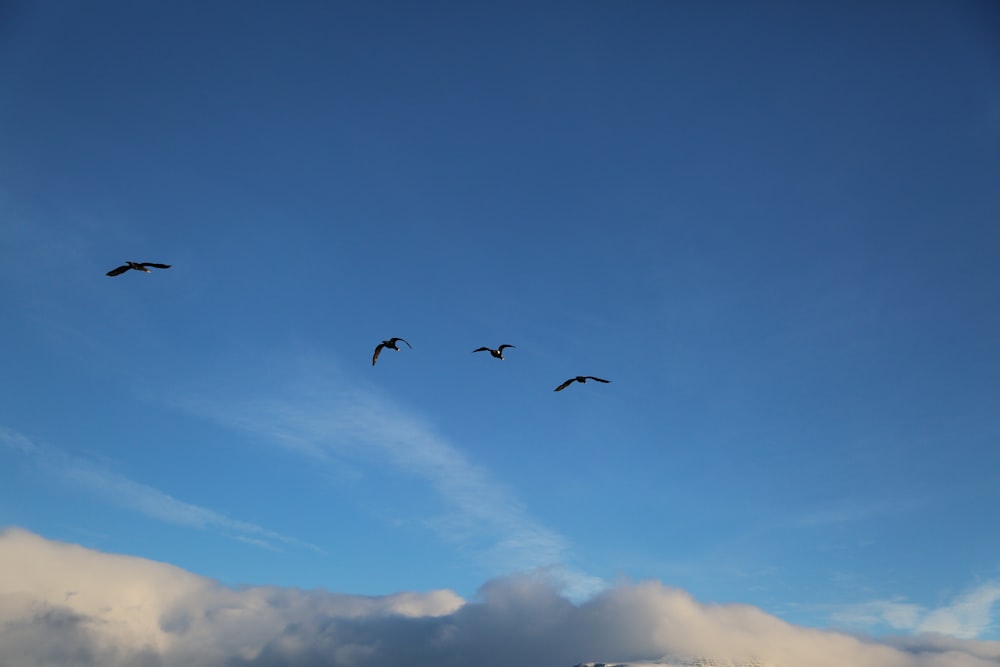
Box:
[372,337,412,366]
[554,375,611,392]
[106,261,171,277]
[472,344,515,360]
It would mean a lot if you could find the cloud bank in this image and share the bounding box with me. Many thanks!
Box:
[2,528,999,667]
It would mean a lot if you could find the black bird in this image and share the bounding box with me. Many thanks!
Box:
[372,337,412,366]
[554,375,611,392]
[106,261,171,277]
[472,344,515,360]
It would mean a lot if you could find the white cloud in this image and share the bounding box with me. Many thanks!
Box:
[919,584,1000,639]
[0,426,319,553]
[2,528,1000,667]
[831,599,925,631]
[830,584,1000,639]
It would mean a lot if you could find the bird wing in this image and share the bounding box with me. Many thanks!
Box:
[554,378,575,392]
[498,344,515,351]
[372,343,385,366]
[472,347,490,353]
[140,263,171,269]
[106,265,131,276]
[392,338,412,349]
[585,376,611,383]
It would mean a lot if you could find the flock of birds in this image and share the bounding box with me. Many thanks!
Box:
[107,261,612,392]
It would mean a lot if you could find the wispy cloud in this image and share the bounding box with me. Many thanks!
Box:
[171,359,602,599]
[920,584,1000,638]
[0,426,320,553]
[831,583,1000,639]
[790,496,918,528]
[2,529,1000,667]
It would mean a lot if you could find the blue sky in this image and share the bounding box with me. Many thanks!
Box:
[1,1,999,663]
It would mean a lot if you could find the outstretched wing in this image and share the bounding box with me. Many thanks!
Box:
[585,376,610,383]
[106,265,131,276]
[140,263,171,270]
[554,378,575,392]
[498,344,515,352]
[472,347,491,353]
[372,343,385,366]
[391,337,412,349]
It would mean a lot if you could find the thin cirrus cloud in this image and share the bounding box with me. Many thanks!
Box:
[172,360,604,599]
[0,426,321,553]
[2,528,1000,667]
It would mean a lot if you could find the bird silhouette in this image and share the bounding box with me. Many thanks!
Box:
[554,375,611,392]
[106,261,171,277]
[472,344,515,360]
[372,337,412,366]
